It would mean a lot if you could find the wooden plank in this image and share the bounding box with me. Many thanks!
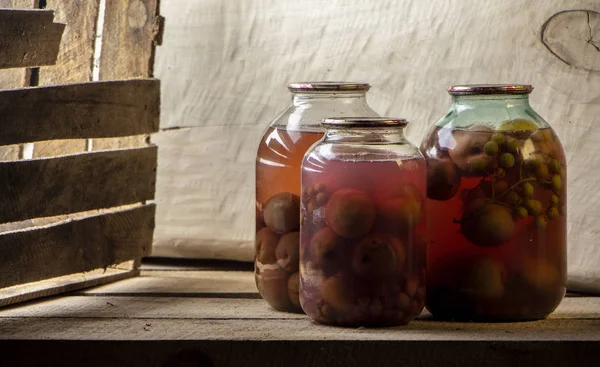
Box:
[33,139,87,158]
[0,9,65,69]
[0,315,598,342]
[0,0,35,89]
[0,80,160,145]
[92,135,149,151]
[0,265,138,307]
[0,294,595,321]
[38,0,100,85]
[81,270,258,295]
[0,147,157,223]
[0,205,155,289]
[100,0,160,80]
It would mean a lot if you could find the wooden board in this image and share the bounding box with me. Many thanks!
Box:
[100,0,160,80]
[33,139,87,158]
[0,147,157,223]
[82,270,258,295]
[0,0,35,89]
[0,264,138,307]
[0,80,160,145]
[152,0,600,293]
[38,0,100,85]
[0,205,155,289]
[0,266,597,366]
[0,9,65,69]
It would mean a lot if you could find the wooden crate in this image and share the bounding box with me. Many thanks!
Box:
[0,1,162,306]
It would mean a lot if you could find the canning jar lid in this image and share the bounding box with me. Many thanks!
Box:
[288,82,371,92]
[322,117,408,128]
[448,84,533,95]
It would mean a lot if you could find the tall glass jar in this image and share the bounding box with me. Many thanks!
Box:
[420,85,567,321]
[300,118,426,326]
[255,82,379,312]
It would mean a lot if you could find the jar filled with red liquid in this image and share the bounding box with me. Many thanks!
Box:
[255,82,379,312]
[420,85,567,321]
[300,117,426,326]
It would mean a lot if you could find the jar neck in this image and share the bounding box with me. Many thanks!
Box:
[292,92,368,106]
[451,94,532,110]
[324,127,407,143]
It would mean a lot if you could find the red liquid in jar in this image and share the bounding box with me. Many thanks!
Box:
[255,127,324,312]
[422,126,566,320]
[300,157,426,326]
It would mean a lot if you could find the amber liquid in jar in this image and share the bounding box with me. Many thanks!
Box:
[422,125,566,321]
[255,127,324,312]
[300,158,427,326]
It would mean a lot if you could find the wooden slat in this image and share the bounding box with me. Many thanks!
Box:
[82,270,258,295]
[0,9,65,69]
[33,139,87,158]
[100,0,160,80]
[0,80,160,145]
[0,205,155,289]
[92,135,149,151]
[0,265,138,307]
[0,1,35,89]
[0,315,598,342]
[38,0,101,85]
[0,147,157,223]
[0,293,593,321]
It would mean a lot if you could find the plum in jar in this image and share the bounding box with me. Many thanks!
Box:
[255,82,379,312]
[300,117,426,327]
[420,85,567,321]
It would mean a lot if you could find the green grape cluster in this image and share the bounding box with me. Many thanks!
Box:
[467,130,566,231]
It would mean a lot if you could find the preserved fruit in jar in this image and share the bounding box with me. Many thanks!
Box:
[255,82,378,312]
[420,85,566,321]
[300,118,426,326]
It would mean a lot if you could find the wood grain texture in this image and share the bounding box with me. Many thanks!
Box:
[0,80,160,145]
[100,0,160,80]
[0,205,155,289]
[153,0,600,293]
[0,0,35,89]
[82,270,258,295]
[0,9,65,69]
[38,0,100,85]
[33,139,87,158]
[0,147,157,223]
[0,265,138,307]
[93,135,149,151]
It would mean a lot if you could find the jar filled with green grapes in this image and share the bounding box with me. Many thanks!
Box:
[420,85,566,321]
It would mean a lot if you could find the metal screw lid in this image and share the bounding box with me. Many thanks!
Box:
[288,82,371,93]
[322,117,408,128]
[448,84,533,96]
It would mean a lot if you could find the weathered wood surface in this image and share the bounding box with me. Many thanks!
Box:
[0,267,598,367]
[100,0,161,80]
[0,9,65,69]
[152,0,600,293]
[0,1,35,89]
[0,264,138,307]
[0,147,157,223]
[0,205,155,289]
[38,0,100,85]
[0,80,160,145]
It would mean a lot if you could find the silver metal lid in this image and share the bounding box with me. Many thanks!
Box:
[288,82,371,93]
[448,84,533,96]
[322,117,408,128]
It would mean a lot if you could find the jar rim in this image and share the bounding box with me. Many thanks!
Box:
[448,84,533,96]
[322,117,408,128]
[288,82,371,93]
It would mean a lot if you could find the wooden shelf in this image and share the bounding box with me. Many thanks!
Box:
[0,262,598,367]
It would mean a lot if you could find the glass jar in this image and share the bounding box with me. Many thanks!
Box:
[299,117,426,326]
[420,85,567,321]
[255,82,379,313]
